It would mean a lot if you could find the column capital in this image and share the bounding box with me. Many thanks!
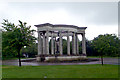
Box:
[50,31,54,33]
[81,33,85,36]
[46,30,49,32]
[39,32,43,35]
[72,32,76,33]
[66,31,70,33]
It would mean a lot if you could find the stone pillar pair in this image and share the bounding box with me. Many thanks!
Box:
[38,31,49,55]
[51,31,63,55]
[67,31,78,55]
[38,32,42,55]
[72,32,86,55]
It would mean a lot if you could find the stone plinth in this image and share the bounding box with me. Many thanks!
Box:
[37,56,87,62]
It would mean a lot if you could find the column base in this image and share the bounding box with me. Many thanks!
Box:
[67,54,71,56]
[36,54,46,62]
[71,54,77,56]
[36,56,45,62]
[51,54,55,56]
[81,54,87,56]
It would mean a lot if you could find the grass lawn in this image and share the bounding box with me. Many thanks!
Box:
[2,64,118,78]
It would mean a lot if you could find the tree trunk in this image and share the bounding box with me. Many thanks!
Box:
[18,49,21,67]
[101,55,104,65]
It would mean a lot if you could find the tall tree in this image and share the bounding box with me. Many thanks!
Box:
[2,19,36,66]
[92,34,120,57]
[92,34,120,65]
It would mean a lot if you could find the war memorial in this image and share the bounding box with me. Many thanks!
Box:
[35,23,87,62]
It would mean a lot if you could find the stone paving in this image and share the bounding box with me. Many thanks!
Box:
[2,58,119,66]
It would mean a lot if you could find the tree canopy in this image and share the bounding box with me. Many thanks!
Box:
[92,34,120,56]
[2,19,36,66]
[2,19,36,51]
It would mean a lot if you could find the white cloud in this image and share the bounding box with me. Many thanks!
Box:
[0,2,118,40]
[30,9,70,24]
[86,24,118,40]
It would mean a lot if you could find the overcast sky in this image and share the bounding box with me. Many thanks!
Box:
[0,2,118,40]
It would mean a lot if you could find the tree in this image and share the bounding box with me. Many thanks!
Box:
[92,34,120,65]
[86,40,95,56]
[92,34,120,57]
[2,31,18,59]
[62,39,67,55]
[2,19,36,66]
[0,30,2,59]
[21,42,37,58]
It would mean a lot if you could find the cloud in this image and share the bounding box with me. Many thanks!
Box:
[0,2,118,40]
[61,2,118,25]
[86,24,118,40]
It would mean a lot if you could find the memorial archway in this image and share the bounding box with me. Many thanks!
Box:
[35,23,87,61]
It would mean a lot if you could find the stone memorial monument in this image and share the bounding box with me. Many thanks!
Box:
[35,23,87,61]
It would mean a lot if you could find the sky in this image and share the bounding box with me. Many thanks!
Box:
[0,1,118,40]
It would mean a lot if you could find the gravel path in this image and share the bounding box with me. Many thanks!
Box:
[2,58,119,66]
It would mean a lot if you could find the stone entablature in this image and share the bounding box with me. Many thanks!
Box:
[35,23,86,34]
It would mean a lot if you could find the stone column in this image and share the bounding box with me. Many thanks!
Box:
[42,32,46,55]
[82,33,86,55]
[67,31,70,55]
[54,37,57,54]
[41,36,43,54]
[51,31,54,55]
[38,32,42,55]
[46,30,49,55]
[59,31,63,55]
[72,35,74,55]
[73,32,76,55]
[76,34,79,55]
